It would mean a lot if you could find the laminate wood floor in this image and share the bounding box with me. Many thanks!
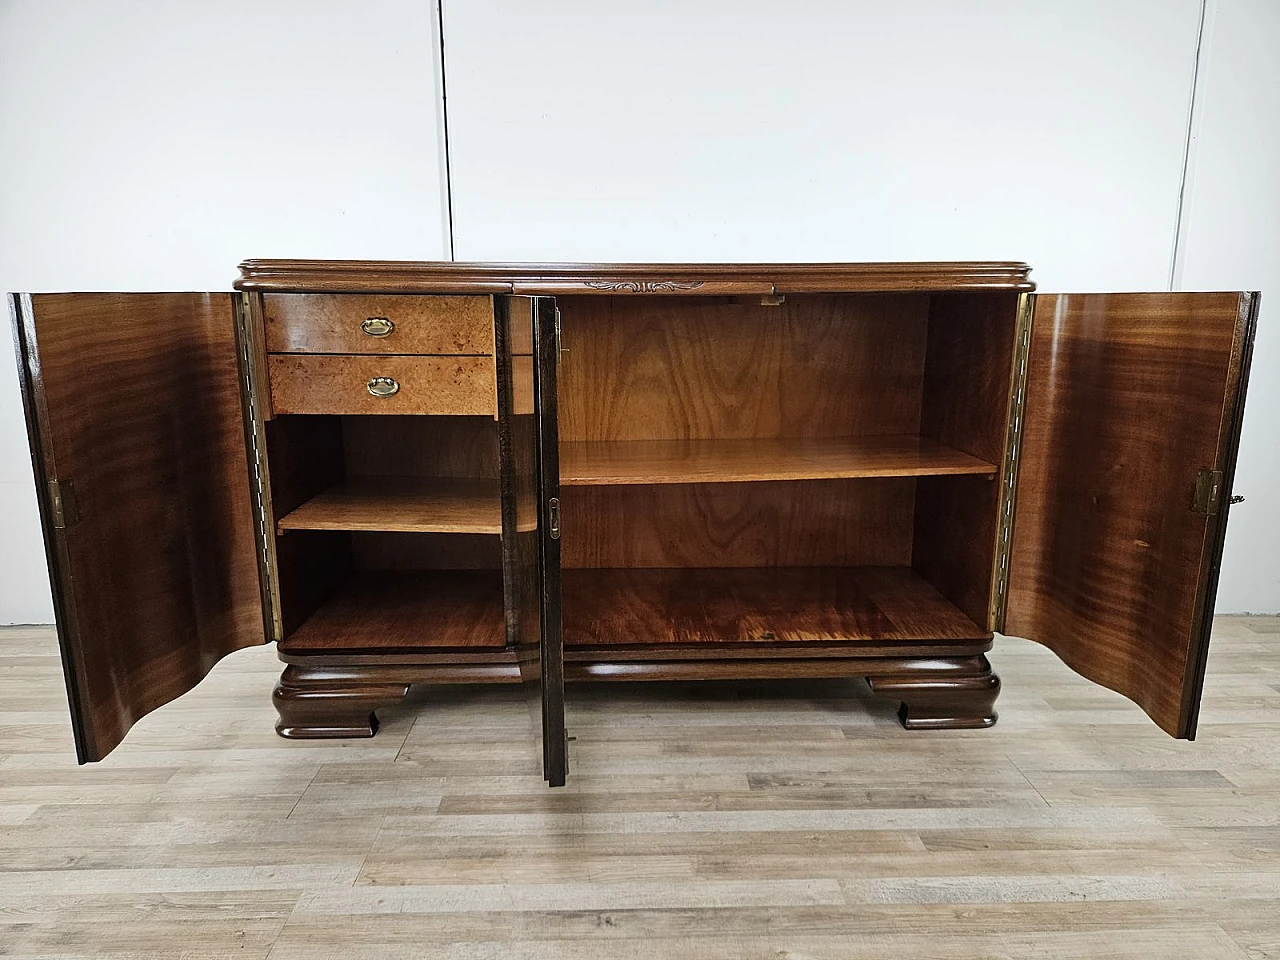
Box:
[1,619,1278,959]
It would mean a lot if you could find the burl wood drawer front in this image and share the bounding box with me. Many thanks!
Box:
[263,294,495,355]
[267,355,497,416]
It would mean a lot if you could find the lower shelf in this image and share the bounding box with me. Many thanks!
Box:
[561,567,990,647]
[279,570,507,655]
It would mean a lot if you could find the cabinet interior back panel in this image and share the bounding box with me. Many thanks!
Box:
[340,416,500,480]
[562,478,915,569]
[556,294,929,442]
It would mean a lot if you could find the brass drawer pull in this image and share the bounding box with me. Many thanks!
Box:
[361,316,395,337]
[366,376,400,398]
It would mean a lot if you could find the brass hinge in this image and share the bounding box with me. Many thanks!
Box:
[48,479,79,529]
[1193,468,1225,517]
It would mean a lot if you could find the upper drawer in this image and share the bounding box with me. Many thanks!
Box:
[263,294,495,355]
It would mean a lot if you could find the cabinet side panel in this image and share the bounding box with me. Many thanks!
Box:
[913,293,1018,625]
[1006,292,1249,737]
[913,475,1000,627]
[920,293,1019,462]
[17,293,266,761]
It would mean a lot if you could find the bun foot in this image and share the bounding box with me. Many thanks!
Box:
[273,664,411,739]
[866,655,1000,730]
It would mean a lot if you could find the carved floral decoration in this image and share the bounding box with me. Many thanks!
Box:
[583,280,706,293]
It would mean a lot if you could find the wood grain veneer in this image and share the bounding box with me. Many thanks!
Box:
[267,354,497,416]
[919,293,1019,463]
[263,293,495,355]
[561,479,915,569]
[556,294,929,443]
[912,474,1001,628]
[559,435,995,485]
[561,567,991,647]
[1006,292,1255,738]
[265,415,345,517]
[275,529,351,639]
[350,531,503,571]
[276,477,502,535]
[278,571,506,654]
[11,293,265,763]
[341,415,500,480]
[911,292,1020,626]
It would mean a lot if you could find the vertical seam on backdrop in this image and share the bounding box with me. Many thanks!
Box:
[1169,0,1211,291]
[435,0,457,261]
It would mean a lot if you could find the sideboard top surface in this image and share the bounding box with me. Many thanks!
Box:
[235,260,1035,295]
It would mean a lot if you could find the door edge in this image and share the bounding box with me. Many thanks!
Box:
[1179,290,1260,739]
[9,293,94,762]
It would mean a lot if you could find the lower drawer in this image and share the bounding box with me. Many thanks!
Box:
[268,355,497,416]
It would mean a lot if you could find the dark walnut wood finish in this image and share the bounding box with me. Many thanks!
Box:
[866,656,1001,730]
[237,260,1035,295]
[528,296,568,786]
[561,479,917,570]
[17,261,1258,775]
[232,263,1255,761]
[11,293,265,762]
[1006,292,1257,738]
[560,567,990,646]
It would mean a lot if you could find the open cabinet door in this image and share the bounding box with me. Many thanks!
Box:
[1005,292,1257,738]
[497,295,567,786]
[11,293,268,762]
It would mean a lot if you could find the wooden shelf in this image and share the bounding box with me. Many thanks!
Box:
[277,477,502,535]
[559,436,997,486]
[561,567,990,647]
[279,571,506,654]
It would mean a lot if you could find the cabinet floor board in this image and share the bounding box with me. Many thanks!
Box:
[0,618,1276,958]
[278,571,507,654]
[562,567,991,646]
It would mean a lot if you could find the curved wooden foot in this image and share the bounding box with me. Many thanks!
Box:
[866,655,1000,730]
[273,664,412,739]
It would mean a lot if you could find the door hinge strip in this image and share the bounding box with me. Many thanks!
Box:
[989,292,1035,632]
[235,293,282,641]
[1193,468,1225,517]
[48,479,79,529]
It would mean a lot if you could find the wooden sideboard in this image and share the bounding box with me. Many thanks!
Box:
[11,261,1257,787]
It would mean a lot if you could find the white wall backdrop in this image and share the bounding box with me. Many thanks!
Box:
[0,0,449,623]
[1,0,1277,620]
[443,0,1202,291]
[1177,0,1280,612]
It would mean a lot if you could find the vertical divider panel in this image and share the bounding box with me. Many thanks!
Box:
[498,295,567,786]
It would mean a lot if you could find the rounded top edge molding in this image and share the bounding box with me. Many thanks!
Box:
[234,259,1035,294]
